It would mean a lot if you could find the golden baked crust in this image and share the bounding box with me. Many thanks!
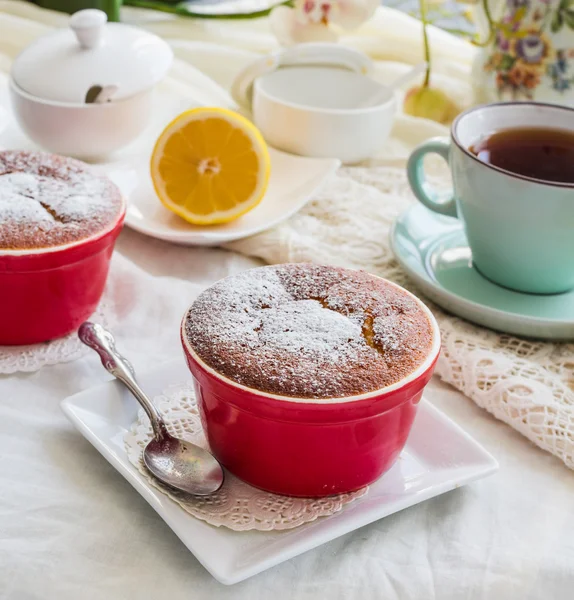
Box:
[0,150,123,250]
[184,264,434,399]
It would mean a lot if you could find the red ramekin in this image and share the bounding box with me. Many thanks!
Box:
[0,203,126,345]
[181,278,441,498]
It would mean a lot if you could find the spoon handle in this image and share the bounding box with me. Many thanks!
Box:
[78,322,166,440]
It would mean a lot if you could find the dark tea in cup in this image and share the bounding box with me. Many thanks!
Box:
[407,102,574,294]
[469,127,574,184]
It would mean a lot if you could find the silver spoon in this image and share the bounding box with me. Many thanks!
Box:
[78,322,224,496]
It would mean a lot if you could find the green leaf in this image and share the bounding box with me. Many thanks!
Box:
[513,29,531,38]
[499,54,517,71]
[512,6,528,23]
[565,9,574,28]
[552,11,564,32]
[123,0,290,19]
[497,22,530,39]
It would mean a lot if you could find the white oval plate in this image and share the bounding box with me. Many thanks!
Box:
[0,81,339,247]
[106,146,339,246]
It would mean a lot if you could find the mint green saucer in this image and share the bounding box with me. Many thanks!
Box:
[390,205,574,340]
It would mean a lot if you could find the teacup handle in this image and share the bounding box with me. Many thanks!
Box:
[407,137,457,218]
[231,43,374,111]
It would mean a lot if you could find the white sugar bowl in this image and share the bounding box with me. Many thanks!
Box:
[9,9,173,159]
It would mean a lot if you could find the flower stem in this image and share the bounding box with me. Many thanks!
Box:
[420,0,431,87]
[472,0,496,47]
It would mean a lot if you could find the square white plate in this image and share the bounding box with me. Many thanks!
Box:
[61,358,498,585]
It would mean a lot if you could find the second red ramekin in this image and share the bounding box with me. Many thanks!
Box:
[0,205,125,345]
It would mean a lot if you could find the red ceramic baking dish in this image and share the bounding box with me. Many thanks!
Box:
[181,279,441,498]
[0,207,125,346]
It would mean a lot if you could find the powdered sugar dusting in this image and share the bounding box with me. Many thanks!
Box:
[0,150,123,250]
[185,264,434,399]
[257,300,364,360]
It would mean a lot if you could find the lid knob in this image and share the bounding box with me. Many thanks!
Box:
[70,9,107,50]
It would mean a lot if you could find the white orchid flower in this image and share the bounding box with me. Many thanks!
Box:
[270,0,379,46]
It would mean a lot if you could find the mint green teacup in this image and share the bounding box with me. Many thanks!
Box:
[407,102,574,295]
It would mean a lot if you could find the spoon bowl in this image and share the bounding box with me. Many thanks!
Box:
[144,429,224,496]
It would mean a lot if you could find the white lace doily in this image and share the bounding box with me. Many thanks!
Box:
[124,383,368,531]
[227,164,574,471]
[0,278,116,374]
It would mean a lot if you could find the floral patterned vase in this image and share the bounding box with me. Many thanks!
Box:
[472,0,574,105]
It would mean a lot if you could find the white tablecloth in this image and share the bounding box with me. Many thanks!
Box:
[2,228,574,599]
[2,2,574,597]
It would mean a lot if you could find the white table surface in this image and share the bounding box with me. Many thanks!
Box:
[2,228,574,600]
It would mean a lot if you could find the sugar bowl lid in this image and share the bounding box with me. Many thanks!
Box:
[10,9,173,104]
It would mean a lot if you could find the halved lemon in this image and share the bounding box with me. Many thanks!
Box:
[150,107,271,225]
